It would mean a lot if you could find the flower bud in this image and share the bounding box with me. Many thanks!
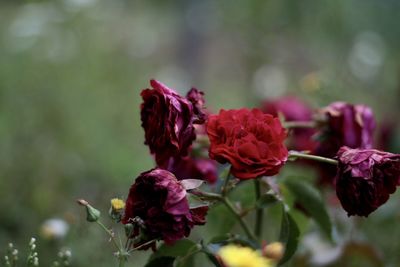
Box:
[77,199,101,222]
[218,245,271,267]
[109,198,125,222]
[263,242,284,261]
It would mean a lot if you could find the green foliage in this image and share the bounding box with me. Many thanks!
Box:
[278,208,300,266]
[256,193,279,208]
[145,239,199,267]
[152,239,198,258]
[283,177,332,240]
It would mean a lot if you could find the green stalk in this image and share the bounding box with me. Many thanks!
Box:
[222,197,258,242]
[283,121,316,129]
[288,151,338,165]
[95,221,127,267]
[192,190,257,242]
[254,179,263,239]
[221,169,231,196]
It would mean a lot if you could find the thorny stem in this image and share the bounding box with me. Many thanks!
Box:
[192,190,257,242]
[129,239,158,252]
[288,151,338,165]
[254,179,263,239]
[95,221,127,267]
[222,198,258,242]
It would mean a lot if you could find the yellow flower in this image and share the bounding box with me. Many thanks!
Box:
[218,245,272,267]
[110,198,125,211]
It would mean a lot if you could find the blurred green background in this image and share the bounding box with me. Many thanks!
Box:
[1,0,400,266]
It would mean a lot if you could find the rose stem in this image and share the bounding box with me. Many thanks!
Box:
[288,151,338,165]
[222,197,258,242]
[193,190,257,242]
[283,121,316,129]
[221,169,231,197]
[254,178,263,239]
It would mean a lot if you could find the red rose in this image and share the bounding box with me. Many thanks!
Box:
[122,168,208,246]
[206,108,288,179]
[141,80,197,166]
[335,146,400,217]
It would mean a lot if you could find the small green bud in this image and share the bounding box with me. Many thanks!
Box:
[77,199,101,222]
[85,205,100,222]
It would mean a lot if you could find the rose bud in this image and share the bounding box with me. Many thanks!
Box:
[262,96,316,151]
[122,168,208,246]
[315,102,376,157]
[141,80,198,166]
[186,88,207,124]
[206,108,288,179]
[335,146,400,217]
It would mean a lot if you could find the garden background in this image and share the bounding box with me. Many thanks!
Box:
[0,0,400,266]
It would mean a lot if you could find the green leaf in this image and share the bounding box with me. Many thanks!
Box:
[144,256,175,267]
[256,193,278,208]
[201,246,224,267]
[284,178,332,239]
[155,239,197,258]
[279,207,300,265]
[208,234,233,244]
[208,234,258,249]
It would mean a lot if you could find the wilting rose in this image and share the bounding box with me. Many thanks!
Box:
[186,88,207,124]
[141,80,197,166]
[206,108,288,179]
[262,96,316,151]
[316,102,376,157]
[122,168,208,245]
[314,102,376,185]
[335,146,400,217]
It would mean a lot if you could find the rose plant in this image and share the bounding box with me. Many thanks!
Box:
[75,80,400,267]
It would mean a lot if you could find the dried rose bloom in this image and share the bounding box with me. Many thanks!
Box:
[314,102,376,185]
[186,88,207,124]
[122,168,208,246]
[335,146,400,217]
[140,80,197,166]
[316,102,376,156]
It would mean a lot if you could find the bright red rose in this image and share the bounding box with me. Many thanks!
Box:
[206,108,288,179]
[122,168,208,246]
[335,146,400,217]
[141,80,197,166]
